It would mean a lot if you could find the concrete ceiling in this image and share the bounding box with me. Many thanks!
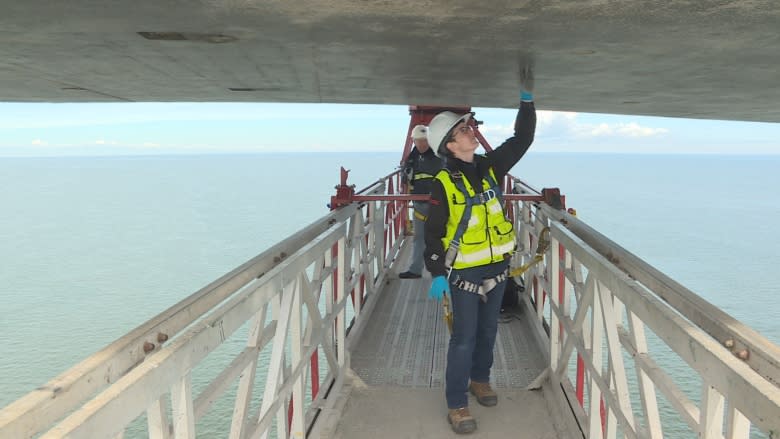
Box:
[1,0,779,123]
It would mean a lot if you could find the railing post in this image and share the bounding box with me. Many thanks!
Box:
[230,307,268,439]
[336,236,347,366]
[588,282,605,439]
[626,310,663,438]
[147,397,171,439]
[371,200,385,274]
[700,383,725,439]
[289,276,305,438]
[534,216,546,322]
[558,243,566,343]
[384,194,392,259]
[257,285,294,439]
[550,235,562,372]
[171,374,195,439]
[724,405,750,439]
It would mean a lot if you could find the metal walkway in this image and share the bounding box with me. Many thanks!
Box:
[320,246,581,438]
[350,276,545,389]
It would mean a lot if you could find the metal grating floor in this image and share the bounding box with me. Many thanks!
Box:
[320,244,582,439]
[350,273,547,389]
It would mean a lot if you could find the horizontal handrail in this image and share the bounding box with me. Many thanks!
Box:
[508,182,780,438]
[0,206,363,439]
[542,204,780,388]
[551,222,780,435]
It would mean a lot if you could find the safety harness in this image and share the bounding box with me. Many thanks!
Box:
[452,270,509,301]
[445,169,509,302]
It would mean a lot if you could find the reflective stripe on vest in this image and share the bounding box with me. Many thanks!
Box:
[436,167,516,269]
[413,172,435,181]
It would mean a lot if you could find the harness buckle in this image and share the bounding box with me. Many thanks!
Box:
[455,278,478,294]
[478,189,496,204]
[444,241,460,269]
[453,269,509,303]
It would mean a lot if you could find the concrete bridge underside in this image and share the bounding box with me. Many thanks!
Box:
[1,1,779,126]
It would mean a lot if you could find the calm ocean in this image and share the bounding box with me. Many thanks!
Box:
[1,152,779,435]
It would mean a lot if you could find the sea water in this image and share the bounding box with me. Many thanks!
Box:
[1,152,778,436]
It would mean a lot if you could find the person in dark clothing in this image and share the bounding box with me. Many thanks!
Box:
[399,124,444,279]
[424,64,536,434]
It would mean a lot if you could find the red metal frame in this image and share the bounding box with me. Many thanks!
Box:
[328,106,565,210]
[402,105,475,164]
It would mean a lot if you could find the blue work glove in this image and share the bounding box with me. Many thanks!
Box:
[428,275,450,301]
[519,57,535,102]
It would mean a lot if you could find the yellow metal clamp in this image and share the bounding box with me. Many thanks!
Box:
[413,210,428,221]
[509,226,551,277]
[442,293,453,333]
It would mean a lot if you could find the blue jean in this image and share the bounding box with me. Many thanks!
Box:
[406,201,429,275]
[445,260,508,409]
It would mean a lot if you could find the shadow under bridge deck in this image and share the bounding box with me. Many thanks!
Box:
[318,242,579,439]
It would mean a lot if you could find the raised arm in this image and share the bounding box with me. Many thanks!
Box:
[485,61,537,179]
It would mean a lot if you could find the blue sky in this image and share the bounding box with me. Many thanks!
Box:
[0,102,778,156]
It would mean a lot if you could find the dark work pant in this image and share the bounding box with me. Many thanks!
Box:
[445,260,508,409]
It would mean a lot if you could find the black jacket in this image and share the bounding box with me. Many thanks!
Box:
[423,102,537,277]
[404,147,444,195]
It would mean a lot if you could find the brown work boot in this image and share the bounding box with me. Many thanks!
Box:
[447,407,477,434]
[469,381,498,407]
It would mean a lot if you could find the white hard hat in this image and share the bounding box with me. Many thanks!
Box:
[411,124,428,140]
[428,111,472,156]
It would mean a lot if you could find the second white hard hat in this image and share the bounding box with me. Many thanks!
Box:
[411,124,428,140]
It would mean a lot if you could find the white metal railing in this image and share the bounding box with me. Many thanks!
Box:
[510,178,780,439]
[0,172,408,439]
[4,169,779,439]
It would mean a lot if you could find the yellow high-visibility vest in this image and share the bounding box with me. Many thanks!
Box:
[436,168,515,269]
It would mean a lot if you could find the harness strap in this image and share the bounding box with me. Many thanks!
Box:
[451,170,504,211]
[450,172,474,245]
[452,269,509,302]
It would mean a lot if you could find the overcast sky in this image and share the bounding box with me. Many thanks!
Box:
[0,102,778,157]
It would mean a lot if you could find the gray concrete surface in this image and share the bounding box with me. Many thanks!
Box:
[1,1,779,124]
